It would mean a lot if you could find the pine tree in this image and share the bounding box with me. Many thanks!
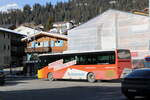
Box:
[44,16,54,31]
[0,0,148,27]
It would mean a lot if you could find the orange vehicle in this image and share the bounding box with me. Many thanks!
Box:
[37,49,132,82]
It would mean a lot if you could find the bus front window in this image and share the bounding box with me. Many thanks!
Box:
[117,50,131,59]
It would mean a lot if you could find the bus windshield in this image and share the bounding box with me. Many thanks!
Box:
[117,50,131,59]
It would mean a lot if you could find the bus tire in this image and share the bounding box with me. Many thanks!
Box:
[87,72,96,83]
[47,73,54,81]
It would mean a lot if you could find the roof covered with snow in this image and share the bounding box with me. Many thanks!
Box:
[21,31,68,42]
[0,27,25,36]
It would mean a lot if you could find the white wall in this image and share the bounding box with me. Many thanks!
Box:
[68,10,150,52]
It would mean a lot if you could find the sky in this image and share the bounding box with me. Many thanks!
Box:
[0,0,69,8]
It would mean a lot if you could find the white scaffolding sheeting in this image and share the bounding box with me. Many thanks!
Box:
[68,9,150,59]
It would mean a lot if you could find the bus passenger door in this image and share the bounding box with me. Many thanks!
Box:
[117,59,132,78]
[117,50,132,78]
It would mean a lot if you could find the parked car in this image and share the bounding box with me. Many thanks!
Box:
[121,68,150,100]
[0,70,5,85]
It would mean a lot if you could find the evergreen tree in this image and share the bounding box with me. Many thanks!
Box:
[44,16,54,31]
[23,5,32,22]
[0,0,148,27]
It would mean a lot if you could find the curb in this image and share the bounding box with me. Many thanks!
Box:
[5,75,37,81]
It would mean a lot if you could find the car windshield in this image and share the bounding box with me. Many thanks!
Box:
[126,69,150,78]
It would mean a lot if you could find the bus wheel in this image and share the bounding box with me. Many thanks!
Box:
[48,73,54,81]
[87,72,96,83]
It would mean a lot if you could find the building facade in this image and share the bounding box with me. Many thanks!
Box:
[0,27,25,69]
[22,32,68,75]
[68,9,150,57]
[50,22,74,35]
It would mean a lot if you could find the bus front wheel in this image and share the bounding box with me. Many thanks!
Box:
[47,73,54,81]
[87,72,96,83]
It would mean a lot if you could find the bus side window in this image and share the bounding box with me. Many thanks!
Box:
[87,57,91,64]
[109,55,115,64]
[64,55,75,63]
[82,55,88,65]
[79,56,83,64]
[64,57,69,63]
[70,57,75,61]
[76,55,87,65]
[75,56,80,65]
[92,56,97,64]
[97,56,103,64]
[97,55,109,64]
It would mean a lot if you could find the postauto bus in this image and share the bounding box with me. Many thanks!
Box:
[37,49,132,82]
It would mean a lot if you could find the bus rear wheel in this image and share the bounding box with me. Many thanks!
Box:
[87,72,96,83]
[48,73,54,81]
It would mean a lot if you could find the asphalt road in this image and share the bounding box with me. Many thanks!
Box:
[0,78,143,100]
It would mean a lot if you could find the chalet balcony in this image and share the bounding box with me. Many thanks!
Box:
[25,47,51,53]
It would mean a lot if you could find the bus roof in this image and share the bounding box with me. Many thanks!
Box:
[38,49,127,57]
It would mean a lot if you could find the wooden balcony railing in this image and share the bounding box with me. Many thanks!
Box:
[25,47,51,53]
